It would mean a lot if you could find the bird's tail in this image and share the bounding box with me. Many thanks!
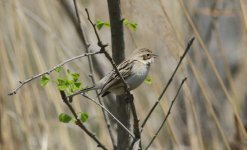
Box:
[68,85,96,98]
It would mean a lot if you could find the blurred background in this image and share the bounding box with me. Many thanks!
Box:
[1,0,247,149]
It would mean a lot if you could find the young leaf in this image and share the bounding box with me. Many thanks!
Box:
[123,18,129,25]
[40,75,50,87]
[59,113,72,123]
[123,19,137,31]
[71,73,80,81]
[74,82,81,89]
[57,78,68,91]
[145,75,152,84]
[96,20,105,30]
[103,22,110,28]
[96,20,110,30]
[80,112,89,122]
[129,23,137,31]
[55,66,62,73]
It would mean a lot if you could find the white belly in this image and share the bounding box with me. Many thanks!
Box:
[126,62,150,90]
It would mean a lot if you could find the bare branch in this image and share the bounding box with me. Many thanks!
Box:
[85,9,142,148]
[141,36,195,130]
[68,9,132,98]
[81,94,135,138]
[85,8,131,95]
[8,51,100,95]
[145,77,187,149]
[129,96,142,149]
[59,91,108,150]
[71,1,116,147]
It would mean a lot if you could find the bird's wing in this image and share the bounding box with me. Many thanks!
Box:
[99,59,134,95]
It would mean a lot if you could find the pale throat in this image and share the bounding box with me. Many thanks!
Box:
[132,60,150,75]
[138,58,154,65]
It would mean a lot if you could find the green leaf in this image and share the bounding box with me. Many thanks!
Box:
[123,19,129,25]
[103,22,110,28]
[74,82,81,89]
[145,75,152,84]
[57,78,68,91]
[55,66,62,73]
[80,112,89,122]
[96,20,110,30]
[96,20,104,30]
[71,73,80,81]
[129,23,137,31]
[59,113,72,123]
[123,19,137,31]
[40,75,50,87]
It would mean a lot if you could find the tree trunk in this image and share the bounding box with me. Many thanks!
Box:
[107,0,132,149]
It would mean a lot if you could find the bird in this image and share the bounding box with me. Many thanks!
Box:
[69,48,157,98]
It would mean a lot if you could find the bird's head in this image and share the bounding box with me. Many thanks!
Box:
[131,48,157,65]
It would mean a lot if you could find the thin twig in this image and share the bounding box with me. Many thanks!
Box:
[59,91,108,150]
[71,1,116,147]
[85,8,130,95]
[85,9,142,148]
[68,9,132,98]
[145,77,187,149]
[85,9,139,144]
[81,94,135,138]
[8,51,100,95]
[72,0,88,47]
[141,36,195,131]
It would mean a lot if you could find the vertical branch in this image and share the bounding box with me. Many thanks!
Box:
[107,0,134,149]
[71,1,117,147]
[107,0,125,64]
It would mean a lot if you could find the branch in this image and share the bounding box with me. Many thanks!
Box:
[85,8,131,96]
[129,96,142,149]
[68,9,132,99]
[81,94,135,138]
[72,0,89,47]
[145,77,187,149]
[71,1,116,147]
[59,91,108,150]
[141,36,195,130]
[8,51,100,95]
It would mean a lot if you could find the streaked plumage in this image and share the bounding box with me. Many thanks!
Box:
[70,48,157,97]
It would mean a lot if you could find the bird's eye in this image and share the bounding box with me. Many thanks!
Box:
[143,54,151,60]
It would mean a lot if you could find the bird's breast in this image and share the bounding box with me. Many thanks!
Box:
[126,62,150,90]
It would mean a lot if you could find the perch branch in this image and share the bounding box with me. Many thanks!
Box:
[85,8,130,95]
[71,1,116,147]
[67,9,132,99]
